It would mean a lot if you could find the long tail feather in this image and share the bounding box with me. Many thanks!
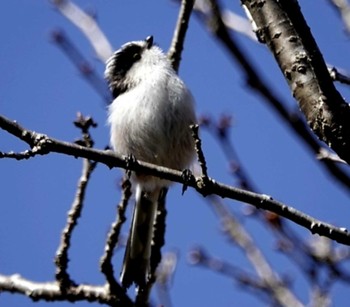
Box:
[120,186,160,288]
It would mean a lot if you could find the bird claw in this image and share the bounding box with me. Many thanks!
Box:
[181,169,194,195]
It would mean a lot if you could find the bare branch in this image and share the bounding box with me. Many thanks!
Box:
[188,247,280,304]
[196,0,350,193]
[51,30,111,103]
[327,0,350,35]
[194,0,257,41]
[168,0,195,72]
[207,196,303,307]
[1,114,350,246]
[0,274,132,306]
[155,251,178,307]
[51,0,113,62]
[242,0,350,164]
[328,65,350,85]
[55,114,97,288]
[191,124,209,179]
[100,178,131,297]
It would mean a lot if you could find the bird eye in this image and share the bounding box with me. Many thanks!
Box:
[133,53,141,60]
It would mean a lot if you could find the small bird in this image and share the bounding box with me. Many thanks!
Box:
[105,36,196,289]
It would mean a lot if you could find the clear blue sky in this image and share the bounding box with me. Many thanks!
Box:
[1,1,350,306]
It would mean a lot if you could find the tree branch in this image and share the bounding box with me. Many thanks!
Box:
[207,196,303,307]
[100,178,131,298]
[1,114,350,245]
[242,0,350,164]
[0,274,132,306]
[55,114,97,289]
[197,0,350,194]
[168,0,195,72]
[51,0,113,62]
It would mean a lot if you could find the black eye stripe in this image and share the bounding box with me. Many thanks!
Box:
[105,42,145,99]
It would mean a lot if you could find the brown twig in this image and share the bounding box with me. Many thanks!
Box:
[168,0,195,72]
[100,178,132,298]
[55,114,97,289]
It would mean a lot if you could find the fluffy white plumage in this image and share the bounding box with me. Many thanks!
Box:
[107,38,196,190]
[105,36,196,289]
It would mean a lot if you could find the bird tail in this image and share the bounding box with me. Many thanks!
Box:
[120,185,160,289]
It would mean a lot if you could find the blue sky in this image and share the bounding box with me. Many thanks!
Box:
[2,1,350,306]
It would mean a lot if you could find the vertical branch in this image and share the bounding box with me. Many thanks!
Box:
[100,178,132,298]
[55,114,97,289]
[168,0,195,72]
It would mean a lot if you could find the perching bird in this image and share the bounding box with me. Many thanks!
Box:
[105,35,196,289]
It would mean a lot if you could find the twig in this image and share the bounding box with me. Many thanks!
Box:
[1,114,350,246]
[206,196,303,307]
[0,274,132,306]
[155,251,178,307]
[317,148,347,164]
[327,0,350,35]
[51,30,111,103]
[190,124,209,179]
[188,247,294,305]
[100,178,131,297]
[199,114,258,191]
[51,0,113,62]
[0,150,38,160]
[328,65,350,85]
[55,114,97,289]
[168,0,195,72]
[194,0,257,41]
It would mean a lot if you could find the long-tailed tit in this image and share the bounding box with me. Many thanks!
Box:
[105,36,196,289]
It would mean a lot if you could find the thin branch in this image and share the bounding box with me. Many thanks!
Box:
[155,251,178,307]
[55,113,97,288]
[51,30,111,103]
[194,0,257,41]
[100,178,131,298]
[1,114,350,246]
[191,124,209,179]
[51,0,113,62]
[168,0,195,72]
[0,274,132,306]
[188,247,277,304]
[199,114,258,191]
[207,196,302,307]
[328,65,350,85]
[0,150,37,160]
[55,159,96,288]
[327,0,350,35]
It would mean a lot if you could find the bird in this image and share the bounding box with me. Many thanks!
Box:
[105,35,196,290]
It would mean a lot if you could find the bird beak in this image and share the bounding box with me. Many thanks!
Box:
[145,36,153,49]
